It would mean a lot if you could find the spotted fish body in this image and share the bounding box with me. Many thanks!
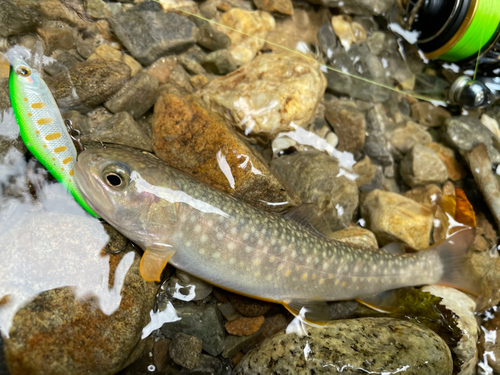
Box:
[7,49,98,217]
[75,148,474,306]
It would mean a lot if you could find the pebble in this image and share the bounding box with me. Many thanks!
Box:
[49,59,131,112]
[317,22,338,61]
[201,49,238,75]
[0,0,38,38]
[161,303,225,356]
[253,0,293,16]
[364,106,394,166]
[225,316,265,336]
[152,93,301,213]
[197,51,326,139]
[387,121,432,154]
[87,43,142,76]
[85,0,120,19]
[190,74,211,90]
[481,114,500,139]
[404,184,442,211]
[329,226,378,250]
[400,144,448,187]
[352,156,382,190]
[272,151,359,232]
[226,292,273,317]
[426,142,465,181]
[178,54,206,75]
[331,15,366,51]
[37,22,78,55]
[361,189,433,250]
[147,56,177,84]
[324,99,366,152]
[43,50,84,76]
[411,102,451,127]
[214,9,276,65]
[110,9,199,65]
[104,72,159,119]
[169,333,203,370]
[223,330,262,358]
[196,22,232,52]
[234,318,453,374]
[218,302,241,322]
[163,64,194,95]
[39,0,89,28]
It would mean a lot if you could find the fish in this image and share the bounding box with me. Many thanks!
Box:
[74,147,477,318]
[7,46,99,217]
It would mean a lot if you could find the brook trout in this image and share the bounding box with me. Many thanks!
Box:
[75,148,475,316]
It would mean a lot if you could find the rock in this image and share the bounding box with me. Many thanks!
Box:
[49,59,131,112]
[169,333,203,370]
[152,93,301,212]
[329,226,378,250]
[201,49,238,75]
[178,54,205,75]
[361,189,433,250]
[400,144,448,187]
[110,10,199,65]
[226,292,273,317]
[147,56,177,84]
[422,286,478,375]
[37,22,78,55]
[364,106,393,166]
[481,113,500,139]
[2,216,157,375]
[214,9,275,65]
[218,302,241,322]
[163,64,193,95]
[317,22,338,61]
[324,99,366,152]
[222,330,261,358]
[426,142,465,181]
[387,121,433,154]
[234,317,453,375]
[196,22,231,51]
[272,151,359,232]
[443,116,500,164]
[197,51,326,139]
[43,50,84,76]
[352,156,382,190]
[169,269,213,301]
[161,303,225,356]
[225,316,265,336]
[80,111,153,151]
[0,78,11,111]
[190,74,211,90]
[331,15,366,51]
[0,0,38,38]
[104,72,159,119]
[40,0,89,28]
[85,0,119,18]
[404,184,442,211]
[411,102,451,127]
[88,44,142,77]
[253,0,293,16]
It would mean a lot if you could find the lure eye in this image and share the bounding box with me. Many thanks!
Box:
[16,66,31,77]
[102,163,130,189]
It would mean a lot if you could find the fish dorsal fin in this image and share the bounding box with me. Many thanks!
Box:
[356,290,399,313]
[140,244,176,282]
[284,204,334,238]
[283,298,330,324]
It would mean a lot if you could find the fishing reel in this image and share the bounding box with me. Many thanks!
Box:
[401,0,500,108]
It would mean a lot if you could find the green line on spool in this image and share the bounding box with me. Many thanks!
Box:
[440,0,500,62]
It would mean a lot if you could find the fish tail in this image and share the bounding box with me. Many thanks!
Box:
[431,228,480,295]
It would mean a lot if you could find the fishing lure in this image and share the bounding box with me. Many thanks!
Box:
[7,46,99,217]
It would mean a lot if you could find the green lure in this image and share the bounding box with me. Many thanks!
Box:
[7,47,99,217]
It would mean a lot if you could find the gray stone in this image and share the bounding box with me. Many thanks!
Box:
[400,144,448,187]
[364,105,394,167]
[169,333,202,370]
[218,302,241,322]
[201,50,238,75]
[324,99,366,152]
[85,0,120,18]
[234,318,453,374]
[161,304,225,356]
[196,22,231,51]
[222,331,261,358]
[272,151,359,232]
[317,22,337,61]
[164,64,194,94]
[178,54,206,75]
[443,116,500,164]
[387,121,433,155]
[110,10,199,65]
[193,354,224,374]
[104,72,159,119]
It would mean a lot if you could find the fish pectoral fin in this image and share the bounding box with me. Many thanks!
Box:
[356,289,399,313]
[139,245,176,282]
[283,298,330,324]
[283,204,334,239]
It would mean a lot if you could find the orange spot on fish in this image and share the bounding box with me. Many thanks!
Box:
[45,132,61,140]
[52,158,55,161]
[328,274,334,279]
[61,168,64,171]
[43,145,47,148]
[31,102,45,109]
[295,265,301,271]
[35,130,40,135]
[285,269,291,277]
[23,98,28,102]
[28,113,32,117]
[54,146,67,153]
[63,156,73,164]
[301,273,308,281]
[69,169,74,176]
[38,118,53,125]
[319,279,325,285]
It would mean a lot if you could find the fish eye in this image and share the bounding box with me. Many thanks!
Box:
[102,163,130,189]
[16,66,31,77]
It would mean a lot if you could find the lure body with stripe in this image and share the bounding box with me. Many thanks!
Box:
[8,53,98,217]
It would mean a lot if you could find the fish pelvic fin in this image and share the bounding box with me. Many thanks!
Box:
[283,298,330,325]
[140,245,176,282]
[432,227,480,296]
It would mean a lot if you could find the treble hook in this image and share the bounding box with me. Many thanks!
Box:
[64,119,85,154]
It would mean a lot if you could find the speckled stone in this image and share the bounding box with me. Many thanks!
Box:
[235,318,452,374]
[225,316,265,336]
[169,333,203,370]
[87,44,142,77]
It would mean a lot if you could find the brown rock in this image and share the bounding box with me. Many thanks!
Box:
[37,22,77,54]
[152,93,301,212]
[225,316,265,336]
[190,74,211,90]
[39,0,90,28]
[253,0,293,16]
[425,142,465,181]
[88,44,142,77]
[227,292,273,317]
[404,184,442,210]
[169,333,202,370]
[400,144,448,187]
[147,56,177,84]
[387,121,432,154]
[329,226,378,250]
[411,102,451,127]
[324,100,366,152]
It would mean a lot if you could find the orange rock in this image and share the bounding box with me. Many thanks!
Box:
[147,57,177,84]
[225,316,265,336]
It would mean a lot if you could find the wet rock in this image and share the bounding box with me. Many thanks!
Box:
[49,59,131,112]
[331,15,366,51]
[40,0,89,28]
[0,78,11,111]
[272,151,359,232]
[329,226,378,250]
[163,64,194,95]
[401,144,448,187]
[215,9,275,65]
[201,49,238,75]
[411,102,451,128]
[104,72,159,119]
[387,121,432,155]
[443,116,500,165]
[225,316,265,336]
[404,184,442,211]
[196,22,231,51]
[198,51,326,139]
[226,293,273,317]
[190,74,211,90]
[361,189,433,250]
[426,142,465,181]
[169,333,203,370]
[85,0,120,18]
[110,10,199,65]
[147,56,177,84]
[178,54,205,75]
[253,0,293,16]
[43,50,84,77]
[161,303,225,356]
[153,93,300,212]
[481,113,500,139]
[169,269,213,301]
[234,317,452,375]
[352,156,382,190]
[37,22,78,55]
[364,106,393,166]
[0,0,39,38]
[317,22,338,61]
[88,44,142,77]
[324,99,366,152]
[422,286,478,375]
[223,330,262,358]
[80,111,153,151]
[218,302,241,322]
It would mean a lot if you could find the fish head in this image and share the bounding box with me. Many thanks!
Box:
[75,148,180,247]
[7,46,44,91]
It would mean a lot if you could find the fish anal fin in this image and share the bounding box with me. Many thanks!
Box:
[283,298,330,324]
[284,204,334,238]
[140,244,176,282]
[356,290,399,313]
